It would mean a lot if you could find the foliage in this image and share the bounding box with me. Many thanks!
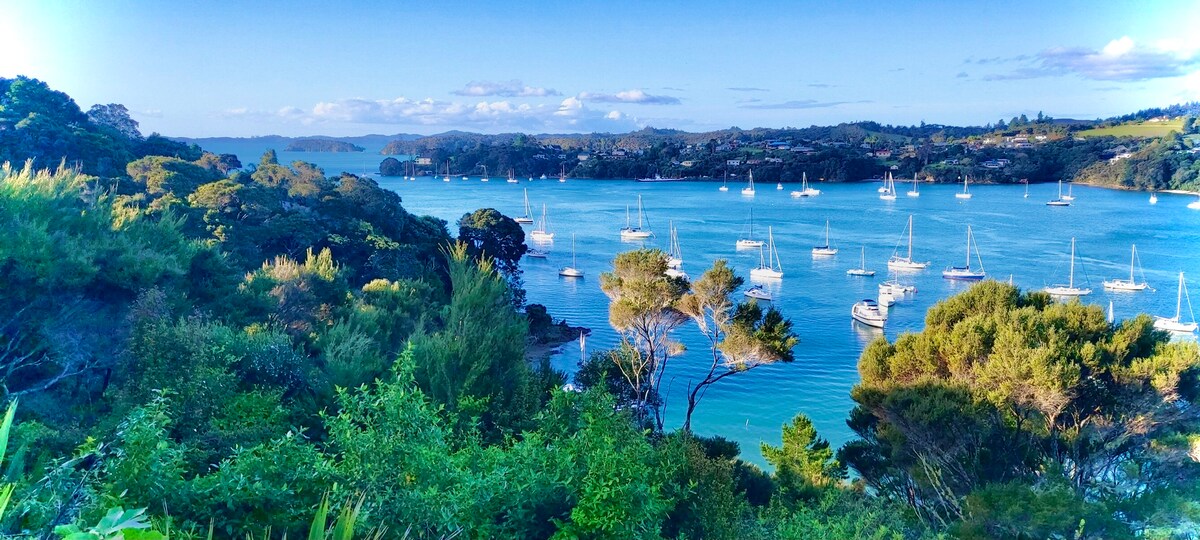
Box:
[761,414,846,507]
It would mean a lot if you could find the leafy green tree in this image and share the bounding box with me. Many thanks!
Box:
[677,260,798,431]
[378,157,403,176]
[599,249,689,430]
[457,208,527,306]
[761,414,846,507]
[86,104,142,140]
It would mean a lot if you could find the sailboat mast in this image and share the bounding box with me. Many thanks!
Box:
[1069,238,1076,289]
[907,216,913,259]
[1177,272,1185,320]
[965,226,972,267]
[637,195,644,228]
[1129,245,1136,282]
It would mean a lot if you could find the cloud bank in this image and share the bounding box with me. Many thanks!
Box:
[451,80,560,97]
[577,89,681,105]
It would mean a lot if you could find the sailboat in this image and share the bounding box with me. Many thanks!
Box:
[442,162,451,182]
[812,220,838,256]
[879,279,916,295]
[481,165,489,182]
[1149,190,1158,204]
[776,182,783,190]
[741,170,756,196]
[736,208,764,249]
[666,222,683,268]
[955,176,972,199]
[750,226,783,279]
[1044,237,1091,296]
[851,299,887,328]
[558,234,584,277]
[619,195,654,239]
[879,172,897,200]
[1153,272,1198,334]
[744,285,771,300]
[942,225,986,280]
[1061,182,1074,201]
[847,247,875,276]
[719,170,729,192]
[558,164,567,183]
[515,189,534,224]
[1103,244,1149,291]
[906,175,920,197]
[792,172,820,197]
[507,169,519,184]
[1046,180,1071,206]
[1023,179,1030,198]
[887,215,929,270]
[530,204,555,242]
[1188,195,1200,210]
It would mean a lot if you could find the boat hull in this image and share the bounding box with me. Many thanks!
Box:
[515,217,534,224]
[736,240,764,249]
[530,232,555,242]
[812,247,838,256]
[1046,200,1070,206]
[942,267,985,280]
[750,268,783,280]
[744,286,771,301]
[887,258,929,271]
[1103,280,1147,291]
[1044,286,1091,296]
[1153,317,1198,333]
[852,302,887,328]
[558,267,583,277]
[846,269,875,277]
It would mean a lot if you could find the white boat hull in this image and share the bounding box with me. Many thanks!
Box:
[887,258,929,271]
[879,281,916,295]
[942,267,985,280]
[718,186,729,192]
[530,232,555,242]
[1189,200,1200,210]
[741,189,755,196]
[955,193,972,199]
[744,286,771,301]
[1046,200,1070,206]
[515,217,534,224]
[812,247,838,256]
[847,269,875,277]
[1154,317,1198,333]
[852,301,887,328]
[620,230,653,240]
[665,268,689,280]
[736,239,764,249]
[559,267,583,277]
[750,268,783,280]
[1103,279,1147,291]
[879,193,896,201]
[1044,286,1091,297]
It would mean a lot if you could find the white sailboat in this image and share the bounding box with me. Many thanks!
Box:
[719,170,729,192]
[515,188,534,224]
[507,168,519,184]
[879,279,916,295]
[1189,195,1200,210]
[530,204,555,242]
[1061,182,1074,201]
[1044,237,1091,296]
[1153,272,1198,334]
[558,234,584,277]
[906,175,920,197]
[666,221,683,268]
[481,165,489,182]
[750,227,783,279]
[442,162,451,182]
[1046,180,1071,206]
[736,208,764,249]
[776,182,783,190]
[741,169,756,196]
[792,172,820,197]
[1102,244,1148,291]
[1149,190,1158,204]
[847,247,875,277]
[1023,179,1030,198]
[887,215,929,270]
[851,299,887,328]
[812,220,838,256]
[942,225,986,280]
[559,164,567,183]
[879,172,897,201]
[619,195,654,239]
[955,176,972,199]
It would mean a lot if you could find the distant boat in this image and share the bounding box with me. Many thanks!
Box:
[1153,272,1198,334]
[1061,182,1075,201]
[461,176,468,181]
[666,221,683,269]
[515,188,535,224]
[637,174,684,183]
[481,165,489,182]
[1149,191,1157,204]
[741,170,756,196]
[887,215,929,271]
[791,172,820,197]
[719,170,729,192]
[750,226,784,279]
[879,280,916,295]
[442,162,451,182]
[955,176,972,199]
[851,299,887,328]
[744,285,771,301]
[1044,237,1091,297]
[530,204,555,242]
[847,246,875,277]
[507,168,519,183]
[1102,244,1148,291]
[1023,179,1030,198]
[776,182,783,190]
[527,248,548,259]
[736,207,764,249]
[1046,180,1071,206]
[619,195,654,239]
[906,174,920,197]
[559,164,567,183]
[812,220,838,256]
[942,225,986,280]
[1189,195,1200,209]
[559,234,584,277]
[879,172,897,201]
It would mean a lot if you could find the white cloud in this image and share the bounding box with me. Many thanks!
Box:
[987,36,1200,82]
[578,89,681,105]
[451,80,560,97]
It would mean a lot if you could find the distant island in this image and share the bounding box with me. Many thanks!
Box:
[285,139,365,152]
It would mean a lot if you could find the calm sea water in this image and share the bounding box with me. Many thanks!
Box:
[218,149,1200,465]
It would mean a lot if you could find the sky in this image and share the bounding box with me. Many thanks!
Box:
[3,0,1199,137]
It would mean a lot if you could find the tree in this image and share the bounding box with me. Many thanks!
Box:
[676,260,798,431]
[761,414,846,507]
[379,157,403,176]
[599,249,688,429]
[86,103,142,140]
[456,208,527,279]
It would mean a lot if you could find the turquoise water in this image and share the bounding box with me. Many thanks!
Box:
[382,176,1200,465]
[206,148,1200,465]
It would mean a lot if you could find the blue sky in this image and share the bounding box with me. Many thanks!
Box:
[3,0,1198,137]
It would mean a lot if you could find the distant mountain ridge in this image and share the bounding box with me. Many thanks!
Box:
[171,133,423,151]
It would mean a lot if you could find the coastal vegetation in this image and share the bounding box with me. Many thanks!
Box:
[284,139,365,152]
[1,76,1198,538]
